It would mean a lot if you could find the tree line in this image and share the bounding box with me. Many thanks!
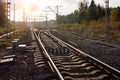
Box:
[57,0,120,24]
[0,0,7,27]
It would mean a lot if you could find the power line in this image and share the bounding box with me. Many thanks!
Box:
[47,5,62,18]
[46,5,62,27]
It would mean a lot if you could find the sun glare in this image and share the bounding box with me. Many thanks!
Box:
[21,0,31,12]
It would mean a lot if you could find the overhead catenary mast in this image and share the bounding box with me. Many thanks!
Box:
[23,8,26,27]
[13,3,15,37]
[6,0,11,39]
[46,5,62,27]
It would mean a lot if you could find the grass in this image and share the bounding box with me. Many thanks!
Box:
[0,26,28,56]
[58,21,120,42]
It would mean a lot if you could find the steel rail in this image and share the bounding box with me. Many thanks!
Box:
[0,30,18,39]
[48,31,120,79]
[68,32,120,48]
[33,31,64,80]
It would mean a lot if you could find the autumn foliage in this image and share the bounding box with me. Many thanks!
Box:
[57,0,120,41]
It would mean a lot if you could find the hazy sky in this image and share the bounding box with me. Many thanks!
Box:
[10,0,120,21]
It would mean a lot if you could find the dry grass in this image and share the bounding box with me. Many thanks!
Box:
[0,26,27,56]
[58,21,120,41]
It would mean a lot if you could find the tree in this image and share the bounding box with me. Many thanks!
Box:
[110,8,119,21]
[57,15,67,24]
[97,4,105,19]
[74,10,79,23]
[89,0,97,20]
[78,1,88,23]
[66,13,75,23]
[0,0,7,27]
[117,7,120,21]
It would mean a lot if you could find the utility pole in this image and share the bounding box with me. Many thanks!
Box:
[41,11,48,27]
[56,5,59,26]
[37,12,48,28]
[25,12,28,27]
[6,0,11,39]
[23,8,25,27]
[45,14,48,28]
[14,4,15,37]
[104,0,110,37]
[34,18,36,27]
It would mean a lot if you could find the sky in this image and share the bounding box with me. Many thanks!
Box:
[9,0,120,21]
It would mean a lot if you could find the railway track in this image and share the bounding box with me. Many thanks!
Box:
[50,30,120,71]
[31,40,55,80]
[50,30,120,48]
[33,29,120,80]
[0,30,17,39]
